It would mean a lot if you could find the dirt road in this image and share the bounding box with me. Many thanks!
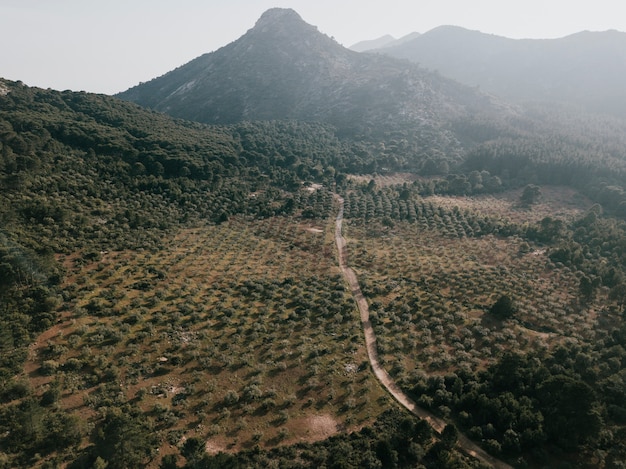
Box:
[334,195,513,469]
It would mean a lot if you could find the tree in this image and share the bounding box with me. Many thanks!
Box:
[489,295,517,319]
[520,184,541,206]
[578,275,595,303]
[40,381,61,406]
[223,390,239,406]
[94,408,156,469]
[447,175,471,195]
[92,457,109,469]
[537,375,602,450]
[181,437,205,467]
[441,424,459,449]
[609,283,626,310]
[43,412,82,452]
[375,439,398,468]
[159,454,178,469]
[538,216,564,242]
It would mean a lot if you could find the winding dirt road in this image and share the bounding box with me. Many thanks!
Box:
[334,195,513,469]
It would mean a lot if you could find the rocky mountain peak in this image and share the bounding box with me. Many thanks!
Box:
[251,8,315,36]
[117,9,497,132]
[255,8,302,26]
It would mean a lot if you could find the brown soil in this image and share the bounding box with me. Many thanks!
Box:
[299,414,340,441]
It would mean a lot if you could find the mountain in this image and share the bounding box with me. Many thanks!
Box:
[349,34,397,52]
[117,9,504,141]
[349,32,420,52]
[366,26,626,117]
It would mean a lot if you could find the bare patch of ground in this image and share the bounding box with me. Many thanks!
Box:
[205,439,227,454]
[299,414,340,441]
[305,183,324,192]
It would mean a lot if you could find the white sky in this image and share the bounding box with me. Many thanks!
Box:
[1,0,624,95]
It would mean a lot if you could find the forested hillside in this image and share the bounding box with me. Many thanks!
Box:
[2,51,626,468]
[0,77,357,373]
[116,7,626,220]
[0,78,502,468]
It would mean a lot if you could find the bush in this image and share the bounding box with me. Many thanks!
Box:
[40,360,59,376]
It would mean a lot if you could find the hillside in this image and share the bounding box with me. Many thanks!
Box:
[117,8,504,144]
[367,26,626,117]
[0,77,355,371]
[0,78,499,468]
[3,9,626,468]
[349,34,397,52]
[4,74,626,467]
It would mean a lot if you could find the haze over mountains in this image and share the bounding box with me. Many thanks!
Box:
[353,26,626,118]
[350,32,421,53]
[117,8,506,141]
[114,6,626,213]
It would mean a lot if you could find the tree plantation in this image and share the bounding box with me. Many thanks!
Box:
[2,71,626,469]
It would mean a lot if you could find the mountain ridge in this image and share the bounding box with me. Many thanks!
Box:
[350,34,398,52]
[117,8,507,142]
[360,26,626,117]
[350,31,422,52]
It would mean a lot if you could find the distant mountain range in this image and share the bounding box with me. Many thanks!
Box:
[117,9,506,142]
[353,26,626,117]
[350,32,421,52]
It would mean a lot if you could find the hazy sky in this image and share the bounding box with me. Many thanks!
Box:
[1,0,624,94]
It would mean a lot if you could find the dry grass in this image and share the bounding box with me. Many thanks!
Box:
[428,185,592,225]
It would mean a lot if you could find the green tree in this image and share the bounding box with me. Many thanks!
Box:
[94,408,156,469]
[159,454,178,469]
[537,375,602,450]
[578,275,595,303]
[441,424,459,449]
[92,457,109,469]
[609,283,626,310]
[43,412,82,452]
[181,437,205,468]
[489,295,517,319]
